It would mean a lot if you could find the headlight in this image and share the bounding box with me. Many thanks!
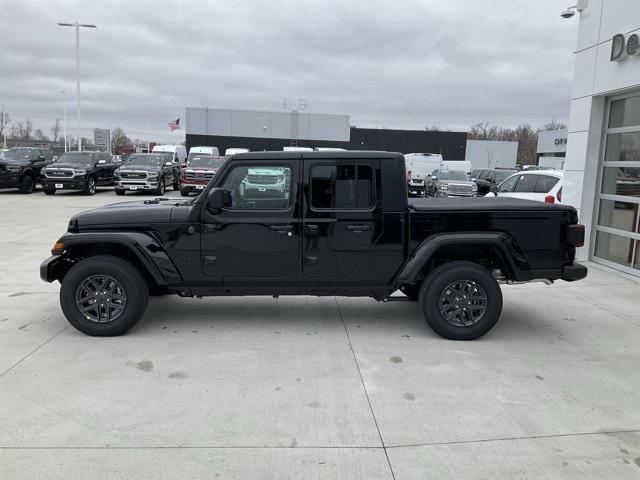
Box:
[472,184,478,191]
[73,169,87,176]
[6,165,22,172]
[440,183,448,190]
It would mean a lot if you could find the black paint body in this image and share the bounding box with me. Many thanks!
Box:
[41,151,586,298]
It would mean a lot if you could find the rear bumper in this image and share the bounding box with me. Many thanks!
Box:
[561,262,588,282]
[40,255,63,283]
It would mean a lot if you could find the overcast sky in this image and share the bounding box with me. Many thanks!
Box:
[0,0,579,143]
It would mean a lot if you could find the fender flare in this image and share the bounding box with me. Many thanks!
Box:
[394,231,530,287]
[56,231,181,285]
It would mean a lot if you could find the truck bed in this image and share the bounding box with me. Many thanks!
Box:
[408,196,575,212]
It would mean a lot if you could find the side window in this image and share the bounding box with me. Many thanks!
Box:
[476,170,487,180]
[221,165,291,210]
[311,164,373,210]
[534,175,560,193]
[497,174,519,193]
[513,174,539,193]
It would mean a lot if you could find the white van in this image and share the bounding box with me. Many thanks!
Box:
[187,146,219,164]
[442,160,473,175]
[404,153,443,196]
[152,145,187,166]
[224,148,250,156]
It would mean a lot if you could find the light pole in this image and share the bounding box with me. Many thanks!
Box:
[0,103,6,148]
[57,21,97,152]
[60,91,68,152]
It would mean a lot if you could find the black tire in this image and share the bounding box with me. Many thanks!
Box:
[419,261,502,340]
[400,284,420,301]
[180,187,189,197]
[43,187,56,195]
[19,175,35,194]
[172,177,179,190]
[115,189,125,196]
[60,255,149,336]
[84,177,96,195]
[156,177,165,196]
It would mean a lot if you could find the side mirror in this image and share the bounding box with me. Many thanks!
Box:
[207,187,231,209]
[490,185,498,194]
[98,159,106,164]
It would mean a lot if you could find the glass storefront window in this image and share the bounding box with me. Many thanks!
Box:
[609,95,640,128]
[594,231,634,268]
[601,167,640,197]
[604,132,640,162]
[597,199,639,233]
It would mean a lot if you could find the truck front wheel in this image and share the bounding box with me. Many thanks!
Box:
[419,261,502,340]
[60,255,149,336]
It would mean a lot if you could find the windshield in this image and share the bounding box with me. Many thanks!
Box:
[439,170,469,180]
[3,149,33,160]
[124,154,163,167]
[55,152,96,165]
[495,170,518,181]
[190,156,225,168]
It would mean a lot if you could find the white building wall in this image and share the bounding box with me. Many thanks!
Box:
[565,0,640,261]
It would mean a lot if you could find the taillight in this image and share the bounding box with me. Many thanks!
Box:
[545,195,555,203]
[567,224,585,247]
[556,187,562,202]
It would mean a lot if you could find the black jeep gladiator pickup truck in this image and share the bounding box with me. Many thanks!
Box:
[40,151,587,339]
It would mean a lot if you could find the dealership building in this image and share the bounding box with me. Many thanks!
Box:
[184,107,467,160]
[565,0,640,276]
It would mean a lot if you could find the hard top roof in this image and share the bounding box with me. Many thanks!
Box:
[231,150,402,160]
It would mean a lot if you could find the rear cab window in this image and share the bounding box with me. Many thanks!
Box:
[310,164,374,210]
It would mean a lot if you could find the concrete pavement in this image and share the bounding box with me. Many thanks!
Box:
[1,187,639,479]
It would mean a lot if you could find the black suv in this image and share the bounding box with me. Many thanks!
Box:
[472,168,519,196]
[42,151,117,195]
[114,153,179,195]
[0,147,52,194]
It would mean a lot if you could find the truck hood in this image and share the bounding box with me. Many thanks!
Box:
[70,200,184,228]
[118,166,160,173]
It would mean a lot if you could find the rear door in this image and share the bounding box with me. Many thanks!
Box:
[302,159,380,278]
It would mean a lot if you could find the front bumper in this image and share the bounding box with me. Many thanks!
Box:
[115,180,159,191]
[561,262,588,282]
[437,190,477,197]
[0,172,22,188]
[40,255,64,282]
[42,178,88,190]
[179,178,208,191]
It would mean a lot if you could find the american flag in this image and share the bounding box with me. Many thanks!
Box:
[168,118,180,131]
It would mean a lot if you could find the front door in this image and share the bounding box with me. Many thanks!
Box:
[302,160,380,278]
[200,159,300,282]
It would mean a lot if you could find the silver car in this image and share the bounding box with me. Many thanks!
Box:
[426,169,478,197]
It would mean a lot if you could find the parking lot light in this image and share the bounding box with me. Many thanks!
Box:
[57,21,97,152]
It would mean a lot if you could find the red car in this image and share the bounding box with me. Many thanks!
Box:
[179,155,227,196]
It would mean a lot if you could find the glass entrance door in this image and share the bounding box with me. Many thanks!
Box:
[592,93,640,274]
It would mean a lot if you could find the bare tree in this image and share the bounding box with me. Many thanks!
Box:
[0,110,10,141]
[33,129,49,141]
[12,119,34,140]
[111,127,133,154]
[51,119,61,143]
[424,125,440,131]
[514,124,538,165]
[469,122,500,140]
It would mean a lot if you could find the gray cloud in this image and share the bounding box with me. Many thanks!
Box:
[0,0,578,142]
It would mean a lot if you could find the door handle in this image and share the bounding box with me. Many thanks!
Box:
[270,225,293,232]
[346,224,371,232]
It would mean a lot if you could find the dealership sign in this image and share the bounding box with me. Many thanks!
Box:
[611,33,640,62]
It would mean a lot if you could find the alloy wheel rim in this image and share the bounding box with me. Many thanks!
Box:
[438,280,488,327]
[75,274,127,323]
[89,178,96,194]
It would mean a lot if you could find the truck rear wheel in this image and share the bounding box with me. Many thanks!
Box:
[419,261,502,340]
[60,255,149,336]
